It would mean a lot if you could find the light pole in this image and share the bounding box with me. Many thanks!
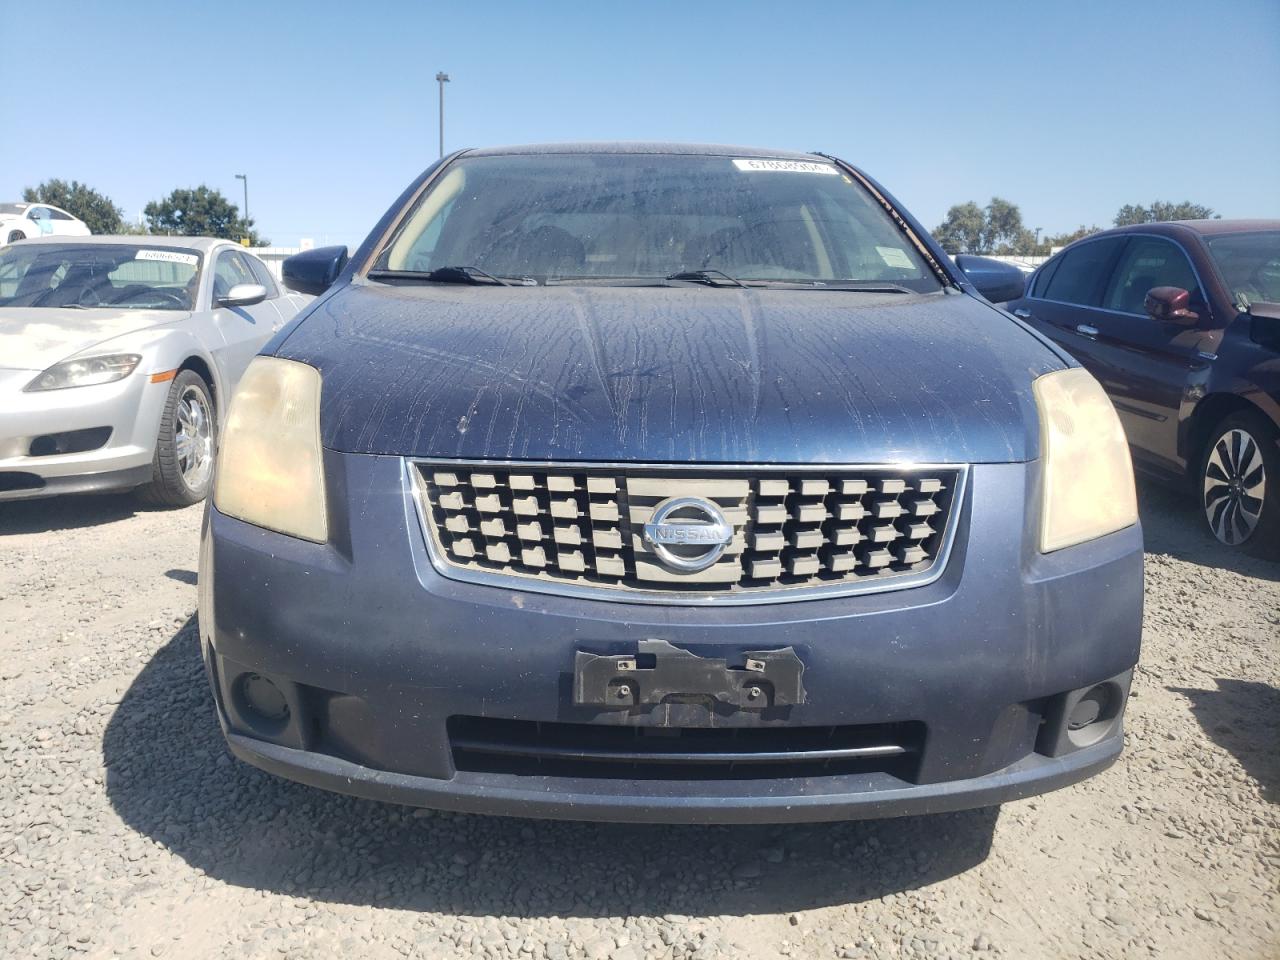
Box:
[1033,226,1041,256]
[234,173,249,238]
[436,72,450,159]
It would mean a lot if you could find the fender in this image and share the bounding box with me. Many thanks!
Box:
[74,325,229,421]
[0,216,30,242]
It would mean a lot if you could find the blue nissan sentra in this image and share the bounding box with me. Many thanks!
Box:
[198,143,1143,823]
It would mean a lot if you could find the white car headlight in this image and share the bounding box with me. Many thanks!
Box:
[1034,367,1138,552]
[213,356,328,543]
[24,353,141,391]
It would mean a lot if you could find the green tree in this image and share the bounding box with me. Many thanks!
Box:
[933,201,986,255]
[982,197,1035,255]
[143,185,267,245]
[934,198,1034,254]
[22,179,124,234]
[1114,201,1216,226]
[1044,224,1102,250]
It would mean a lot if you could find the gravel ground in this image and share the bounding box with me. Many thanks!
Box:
[0,482,1276,960]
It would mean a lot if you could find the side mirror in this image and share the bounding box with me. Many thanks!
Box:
[1144,286,1199,325]
[218,282,267,307]
[283,245,349,296]
[954,255,1027,304]
[1247,301,1280,350]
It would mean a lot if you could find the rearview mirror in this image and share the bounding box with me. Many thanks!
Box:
[1144,286,1199,325]
[283,245,349,296]
[953,255,1026,304]
[218,282,267,307]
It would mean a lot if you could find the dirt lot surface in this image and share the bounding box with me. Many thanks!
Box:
[0,482,1276,960]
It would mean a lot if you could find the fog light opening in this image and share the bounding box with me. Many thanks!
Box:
[1066,683,1121,747]
[235,672,290,732]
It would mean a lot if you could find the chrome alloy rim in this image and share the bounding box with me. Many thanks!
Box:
[1203,428,1266,545]
[175,385,214,491]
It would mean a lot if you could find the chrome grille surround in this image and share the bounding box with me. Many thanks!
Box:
[408,460,967,605]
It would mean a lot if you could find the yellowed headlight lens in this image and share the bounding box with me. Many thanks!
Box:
[213,357,328,543]
[1034,367,1138,552]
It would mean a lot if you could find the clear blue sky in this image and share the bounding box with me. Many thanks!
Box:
[3,0,1277,249]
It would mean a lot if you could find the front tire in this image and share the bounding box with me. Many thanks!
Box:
[138,370,216,507]
[1199,410,1280,559]
[5,230,26,243]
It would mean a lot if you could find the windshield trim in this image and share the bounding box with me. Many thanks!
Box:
[362,151,949,293]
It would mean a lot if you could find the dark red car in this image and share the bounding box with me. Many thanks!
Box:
[1009,220,1280,557]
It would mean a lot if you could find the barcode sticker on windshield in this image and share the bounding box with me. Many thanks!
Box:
[732,158,839,175]
[136,250,199,266]
[876,246,914,269]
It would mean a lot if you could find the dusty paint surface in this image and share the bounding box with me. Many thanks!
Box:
[277,284,1062,464]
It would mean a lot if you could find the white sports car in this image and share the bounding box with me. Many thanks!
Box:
[0,236,310,504]
[1,202,91,243]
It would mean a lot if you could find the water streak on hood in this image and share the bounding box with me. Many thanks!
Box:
[277,283,1063,464]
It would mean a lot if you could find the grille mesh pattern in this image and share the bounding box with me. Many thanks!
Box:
[415,464,960,597]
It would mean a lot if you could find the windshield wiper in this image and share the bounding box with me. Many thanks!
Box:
[368,266,524,286]
[794,281,917,293]
[663,272,916,293]
[665,269,747,288]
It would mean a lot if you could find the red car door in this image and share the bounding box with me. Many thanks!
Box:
[1015,235,1127,374]
[1071,235,1213,475]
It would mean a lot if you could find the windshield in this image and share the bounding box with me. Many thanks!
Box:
[372,154,941,292]
[0,203,28,215]
[1205,231,1280,308]
[0,244,202,310]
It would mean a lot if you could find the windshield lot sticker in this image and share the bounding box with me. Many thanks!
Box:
[135,250,199,266]
[876,246,914,269]
[732,158,839,175]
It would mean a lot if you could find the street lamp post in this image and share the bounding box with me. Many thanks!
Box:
[1033,226,1041,256]
[436,72,450,159]
[234,173,249,240]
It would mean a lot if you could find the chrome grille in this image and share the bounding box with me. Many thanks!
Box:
[412,462,964,603]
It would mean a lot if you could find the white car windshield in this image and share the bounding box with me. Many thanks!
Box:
[0,244,202,311]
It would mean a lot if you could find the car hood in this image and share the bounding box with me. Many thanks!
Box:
[277,283,1064,464]
[0,308,190,372]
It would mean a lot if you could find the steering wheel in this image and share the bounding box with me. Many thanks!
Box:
[696,219,785,269]
[133,289,187,307]
[76,287,101,307]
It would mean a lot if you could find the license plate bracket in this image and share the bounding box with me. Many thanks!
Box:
[573,639,805,711]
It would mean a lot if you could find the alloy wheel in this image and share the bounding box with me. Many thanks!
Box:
[175,385,214,492]
[1203,428,1266,546]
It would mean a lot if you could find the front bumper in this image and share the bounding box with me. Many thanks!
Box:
[0,367,166,500]
[200,452,1144,824]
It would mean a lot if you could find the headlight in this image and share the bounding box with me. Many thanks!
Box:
[213,356,328,542]
[1034,367,1137,552]
[24,353,141,391]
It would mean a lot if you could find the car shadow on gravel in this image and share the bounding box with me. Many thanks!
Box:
[1172,679,1279,803]
[0,493,159,535]
[1136,479,1279,580]
[103,618,998,917]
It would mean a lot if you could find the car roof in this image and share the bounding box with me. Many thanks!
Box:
[461,141,824,161]
[3,202,74,214]
[12,235,238,252]
[1106,219,1280,239]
